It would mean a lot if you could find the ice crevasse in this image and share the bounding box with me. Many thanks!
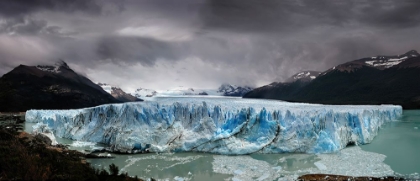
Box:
[26,98,402,154]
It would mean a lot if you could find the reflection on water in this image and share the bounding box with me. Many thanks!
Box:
[87,152,321,181]
[88,153,231,181]
[86,146,395,181]
[361,110,420,174]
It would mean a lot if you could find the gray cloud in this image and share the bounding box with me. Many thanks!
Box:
[201,0,420,32]
[0,18,79,39]
[0,0,104,17]
[0,0,419,90]
[95,36,185,66]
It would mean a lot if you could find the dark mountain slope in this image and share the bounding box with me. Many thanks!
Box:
[244,70,320,100]
[0,62,120,112]
[296,65,420,108]
[243,81,309,100]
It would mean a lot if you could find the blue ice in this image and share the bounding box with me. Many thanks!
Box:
[26,97,402,154]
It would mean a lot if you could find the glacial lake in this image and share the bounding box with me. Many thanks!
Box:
[24,110,420,180]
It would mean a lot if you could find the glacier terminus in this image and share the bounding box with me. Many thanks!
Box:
[26,97,402,155]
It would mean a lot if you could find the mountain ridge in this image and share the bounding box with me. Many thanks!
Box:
[0,61,121,112]
[129,84,253,100]
[97,83,142,102]
[244,50,420,109]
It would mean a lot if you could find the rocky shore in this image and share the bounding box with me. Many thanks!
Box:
[0,116,145,181]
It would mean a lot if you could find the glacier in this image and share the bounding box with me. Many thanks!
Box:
[26,97,402,154]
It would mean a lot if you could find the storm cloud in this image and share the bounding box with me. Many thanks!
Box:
[0,0,419,90]
[0,0,104,17]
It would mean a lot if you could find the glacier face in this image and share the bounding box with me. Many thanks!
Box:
[26,97,402,154]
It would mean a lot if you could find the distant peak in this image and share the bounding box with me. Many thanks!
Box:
[97,82,110,86]
[358,50,420,70]
[219,83,233,88]
[36,60,71,73]
[405,50,419,56]
[219,83,251,88]
[54,60,70,69]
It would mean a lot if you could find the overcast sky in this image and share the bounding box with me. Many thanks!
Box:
[1,0,419,91]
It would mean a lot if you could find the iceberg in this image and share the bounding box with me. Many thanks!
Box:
[26,97,402,154]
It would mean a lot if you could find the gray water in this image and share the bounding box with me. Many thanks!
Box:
[86,152,324,181]
[361,110,420,174]
[24,110,420,180]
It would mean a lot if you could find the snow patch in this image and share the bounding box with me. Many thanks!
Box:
[36,61,69,73]
[365,56,409,68]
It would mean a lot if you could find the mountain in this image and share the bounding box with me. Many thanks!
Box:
[129,84,253,100]
[217,84,253,96]
[97,83,142,102]
[130,88,158,100]
[158,86,211,96]
[0,60,120,112]
[244,50,420,109]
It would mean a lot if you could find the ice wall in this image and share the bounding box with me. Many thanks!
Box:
[26,97,402,154]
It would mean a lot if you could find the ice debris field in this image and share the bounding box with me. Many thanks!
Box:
[26,97,402,155]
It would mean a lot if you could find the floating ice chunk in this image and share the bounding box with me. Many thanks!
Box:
[257,173,270,181]
[314,146,394,177]
[272,166,282,171]
[212,146,394,180]
[278,157,286,163]
[213,155,283,181]
[120,154,203,174]
[173,176,185,181]
[234,170,244,175]
[26,97,402,154]
[314,161,327,170]
[71,141,96,147]
[98,153,112,158]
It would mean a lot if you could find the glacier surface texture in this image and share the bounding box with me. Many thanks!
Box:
[26,97,402,154]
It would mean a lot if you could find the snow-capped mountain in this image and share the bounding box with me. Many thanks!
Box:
[129,84,253,100]
[364,50,419,69]
[327,50,420,73]
[217,84,253,96]
[130,88,158,100]
[97,82,112,94]
[131,86,215,100]
[244,50,420,109]
[160,84,256,97]
[97,83,142,102]
[285,71,321,83]
[35,60,70,74]
[159,86,210,96]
